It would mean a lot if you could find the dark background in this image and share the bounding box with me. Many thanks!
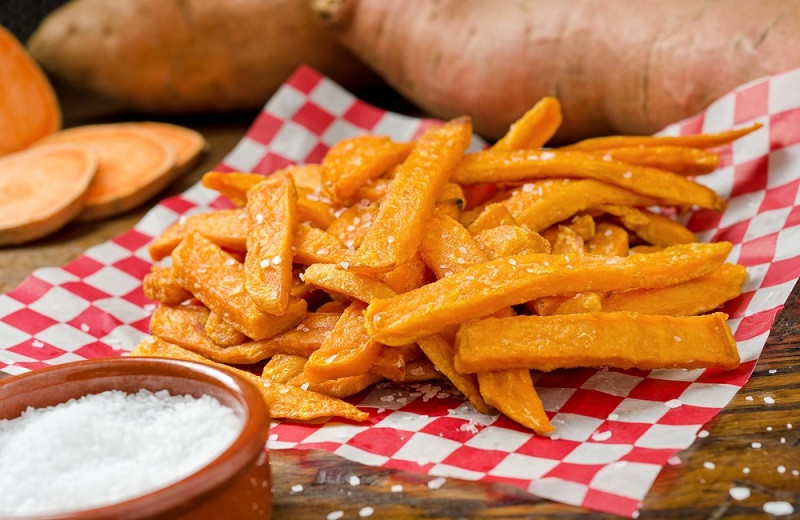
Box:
[0,0,66,41]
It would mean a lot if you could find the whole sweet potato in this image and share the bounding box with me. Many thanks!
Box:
[28,0,378,113]
[313,0,800,141]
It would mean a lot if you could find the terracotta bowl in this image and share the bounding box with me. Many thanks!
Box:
[0,357,272,520]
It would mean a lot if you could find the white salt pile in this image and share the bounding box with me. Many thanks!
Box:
[0,389,242,515]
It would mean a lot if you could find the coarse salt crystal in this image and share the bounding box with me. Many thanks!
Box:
[703,461,716,469]
[591,430,612,442]
[387,235,395,244]
[0,390,240,515]
[763,501,794,516]
[769,369,777,374]
[31,340,45,348]
[743,467,750,474]
[607,413,619,420]
[272,255,282,265]
[427,477,446,489]
[259,259,270,268]
[359,506,374,517]
[298,272,305,282]
[698,430,710,438]
[391,484,403,493]
[80,323,90,332]
[300,383,310,390]
[327,511,344,520]
[349,475,361,486]
[665,399,683,409]
[340,262,350,269]
[751,442,762,449]
[745,396,754,401]
[667,456,682,466]
[255,214,264,224]
[778,465,786,474]
[291,484,303,493]
[729,487,750,500]
[673,336,682,342]
[623,171,633,179]
[764,396,775,404]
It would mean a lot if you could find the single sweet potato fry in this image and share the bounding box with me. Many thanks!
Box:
[585,222,629,257]
[303,263,397,302]
[593,204,697,246]
[316,301,347,313]
[148,208,248,261]
[368,346,407,381]
[142,266,191,304]
[352,117,473,271]
[399,358,442,383]
[529,292,604,316]
[466,203,517,235]
[131,336,368,422]
[172,231,306,340]
[293,222,354,265]
[420,211,489,278]
[477,370,553,434]
[565,123,761,151]
[374,253,429,294]
[416,334,489,414]
[452,149,726,211]
[455,311,740,373]
[326,201,378,250]
[365,241,732,345]
[288,371,383,399]
[590,145,720,176]
[296,186,341,229]
[205,310,248,346]
[322,134,413,204]
[492,97,562,151]
[502,179,659,232]
[262,354,307,383]
[602,263,747,315]
[202,171,263,206]
[0,145,95,246]
[304,300,383,383]
[630,245,664,254]
[474,225,551,260]
[549,226,585,255]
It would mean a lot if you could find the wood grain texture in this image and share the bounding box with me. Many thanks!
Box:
[0,82,797,519]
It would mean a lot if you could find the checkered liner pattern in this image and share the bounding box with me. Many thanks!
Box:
[2,66,800,517]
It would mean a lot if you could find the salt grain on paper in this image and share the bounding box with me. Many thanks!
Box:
[698,430,710,438]
[591,430,613,442]
[427,477,447,490]
[665,399,683,409]
[729,487,751,501]
[763,501,794,516]
[667,456,682,466]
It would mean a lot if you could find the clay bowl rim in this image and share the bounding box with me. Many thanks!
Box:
[0,356,270,520]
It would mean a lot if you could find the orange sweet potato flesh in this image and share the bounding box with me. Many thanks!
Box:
[466,203,517,234]
[303,263,398,302]
[585,223,629,257]
[262,354,307,383]
[0,26,60,155]
[205,310,248,347]
[314,0,797,141]
[133,121,207,175]
[420,211,489,278]
[142,266,191,305]
[304,300,383,382]
[588,146,720,176]
[502,180,660,232]
[368,346,406,381]
[132,336,368,422]
[322,135,412,204]
[245,173,297,315]
[171,231,306,340]
[452,149,726,211]
[593,204,697,246]
[365,242,732,345]
[454,311,740,373]
[37,124,177,222]
[474,225,551,260]
[602,263,747,316]
[492,97,562,151]
[352,117,472,271]
[0,145,95,245]
[416,334,489,414]
[201,171,263,207]
[477,370,553,434]
[288,371,383,399]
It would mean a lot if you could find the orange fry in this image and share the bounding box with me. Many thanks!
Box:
[201,171,263,206]
[592,204,697,246]
[322,135,412,204]
[529,292,604,316]
[142,266,191,304]
[591,146,720,176]
[293,222,353,266]
[502,179,659,232]
[303,263,397,302]
[564,123,761,151]
[262,354,307,383]
[452,149,726,211]
[493,97,562,150]
[548,226,585,255]
[477,370,553,434]
[368,346,407,381]
[352,117,472,271]
[466,203,517,234]
[304,301,383,383]
[149,209,248,261]
[172,231,304,340]
[365,242,732,345]
[288,371,383,399]
[245,172,296,314]
[375,253,429,294]
[474,225,551,259]
[132,336,368,422]
[454,311,740,373]
[416,334,489,414]
[325,201,378,250]
[585,222,629,257]
[602,263,747,316]
[420,211,488,278]
[296,187,341,229]
[205,310,247,346]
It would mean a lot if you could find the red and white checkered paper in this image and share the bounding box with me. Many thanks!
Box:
[2,66,800,516]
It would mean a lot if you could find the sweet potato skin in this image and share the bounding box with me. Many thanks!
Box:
[28,0,378,114]
[315,0,800,141]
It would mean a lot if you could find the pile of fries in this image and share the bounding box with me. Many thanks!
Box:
[133,98,754,434]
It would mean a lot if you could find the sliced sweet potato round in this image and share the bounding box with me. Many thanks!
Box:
[0,145,96,245]
[36,124,177,222]
[132,121,208,175]
[0,26,61,155]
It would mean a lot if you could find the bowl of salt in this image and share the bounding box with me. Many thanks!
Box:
[0,357,271,519]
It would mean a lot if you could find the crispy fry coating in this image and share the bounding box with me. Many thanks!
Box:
[493,97,562,150]
[142,265,191,304]
[477,370,553,434]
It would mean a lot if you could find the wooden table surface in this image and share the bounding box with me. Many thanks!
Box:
[1,83,798,519]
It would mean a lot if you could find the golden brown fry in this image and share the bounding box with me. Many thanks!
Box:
[205,310,247,346]
[352,117,473,271]
[368,346,407,381]
[365,242,732,345]
[455,311,740,373]
[245,172,297,314]
[420,211,488,278]
[149,209,248,261]
[142,266,191,304]
[602,263,747,315]
[549,226,585,255]
[399,358,442,383]
[586,222,629,257]
[416,334,489,414]
[287,164,325,192]
[474,225,551,259]
[591,146,720,176]
[261,354,307,383]
[593,204,697,246]
[477,370,553,434]
[466,203,517,234]
[374,253,429,294]
[293,222,353,266]
[564,123,761,151]
[201,171,264,206]
[303,263,397,302]
[502,180,660,232]
[629,245,664,254]
[131,336,368,422]
[529,292,604,316]
[452,149,726,211]
[493,97,562,151]
[304,301,383,383]
[288,371,383,399]
[172,232,305,340]
[322,135,413,204]
[325,201,378,250]
[296,186,341,229]
[316,301,346,313]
